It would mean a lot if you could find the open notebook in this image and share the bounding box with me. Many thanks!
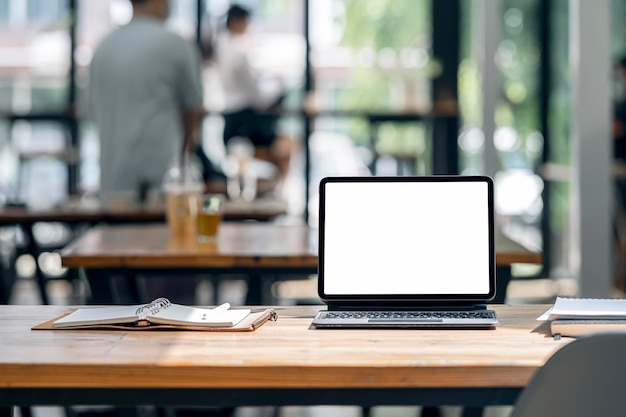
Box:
[312,176,499,329]
[34,298,277,332]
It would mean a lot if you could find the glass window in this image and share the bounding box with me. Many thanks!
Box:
[459,0,544,277]
[0,0,9,21]
[0,119,17,204]
[307,0,432,190]
[18,156,68,207]
[167,0,197,39]
[544,0,570,278]
[310,0,431,113]
[27,0,65,22]
[494,0,544,264]
[0,0,69,113]
[8,121,69,206]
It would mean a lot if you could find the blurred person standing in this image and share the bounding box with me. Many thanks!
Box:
[87,0,208,305]
[214,4,291,183]
[87,0,204,202]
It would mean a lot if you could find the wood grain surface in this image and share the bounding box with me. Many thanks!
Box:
[61,224,318,268]
[0,304,565,389]
[0,198,288,225]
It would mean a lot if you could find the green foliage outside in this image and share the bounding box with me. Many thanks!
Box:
[330,0,432,164]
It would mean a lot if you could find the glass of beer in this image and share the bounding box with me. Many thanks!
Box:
[196,194,224,242]
[163,157,203,240]
[166,188,200,239]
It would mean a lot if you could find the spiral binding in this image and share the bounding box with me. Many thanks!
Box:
[135,297,172,320]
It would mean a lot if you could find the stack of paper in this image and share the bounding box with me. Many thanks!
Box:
[539,297,626,337]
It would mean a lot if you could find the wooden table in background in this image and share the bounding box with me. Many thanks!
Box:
[60,224,541,305]
[0,304,566,416]
[494,229,543,303]
[0,198,288,225]
[0,198,288,304]
[61,223,317,305]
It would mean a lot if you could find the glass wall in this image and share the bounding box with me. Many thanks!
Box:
[0,0,69,113]
[0,0,71,207]
[310,0,431,113]
[309,0,431,182]
[494,0,544,276]
[546,0,571,279]
[459,0,545,277]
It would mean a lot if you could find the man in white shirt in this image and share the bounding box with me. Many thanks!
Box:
[214,4,290,180]
[88,0,204,202]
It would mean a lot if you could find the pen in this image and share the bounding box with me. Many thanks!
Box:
[212,303,231,312]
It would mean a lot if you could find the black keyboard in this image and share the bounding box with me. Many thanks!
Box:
[319,310,497,320]
[312,309,499,328]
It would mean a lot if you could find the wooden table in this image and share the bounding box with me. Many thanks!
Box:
[494,229,542,303]
[0,198,288,304]
[0,198,288,225]
[61,224,318,305]
[60,224,540,305]
[0,304,567,416]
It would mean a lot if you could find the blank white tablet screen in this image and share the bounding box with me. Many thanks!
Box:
[322,181,491,295]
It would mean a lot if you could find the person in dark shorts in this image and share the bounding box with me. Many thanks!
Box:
[214,4,291,180]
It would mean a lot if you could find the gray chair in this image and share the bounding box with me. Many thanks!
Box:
[511,331,626,417]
